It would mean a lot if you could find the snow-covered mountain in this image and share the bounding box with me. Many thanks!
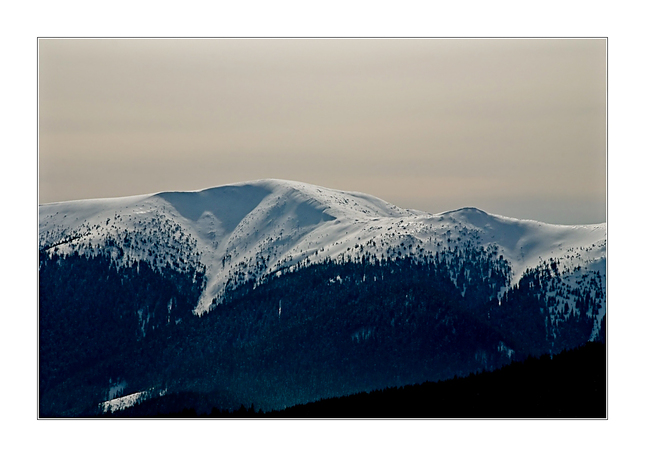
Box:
[39,179,606,315]
[39,179,607,416]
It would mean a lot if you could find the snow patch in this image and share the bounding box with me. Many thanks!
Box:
[99,387,167,413]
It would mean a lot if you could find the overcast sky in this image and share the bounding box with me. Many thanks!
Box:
[38,38,606,224]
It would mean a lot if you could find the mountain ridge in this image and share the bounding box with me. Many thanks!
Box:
[39,179,606,316]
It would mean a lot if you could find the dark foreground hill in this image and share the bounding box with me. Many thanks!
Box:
[103,341,605,418]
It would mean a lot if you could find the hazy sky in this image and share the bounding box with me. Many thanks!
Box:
[38,38,606,224]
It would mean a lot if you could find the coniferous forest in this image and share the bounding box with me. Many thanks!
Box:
[39,243,605,418]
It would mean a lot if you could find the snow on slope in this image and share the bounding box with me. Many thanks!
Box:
[438,207,606,280]
[99,387,167,413]
[39,179,606,315]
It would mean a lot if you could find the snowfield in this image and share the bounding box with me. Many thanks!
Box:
[39,179,606,316]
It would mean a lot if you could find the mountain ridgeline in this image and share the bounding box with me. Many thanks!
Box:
[38,180,606,417]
